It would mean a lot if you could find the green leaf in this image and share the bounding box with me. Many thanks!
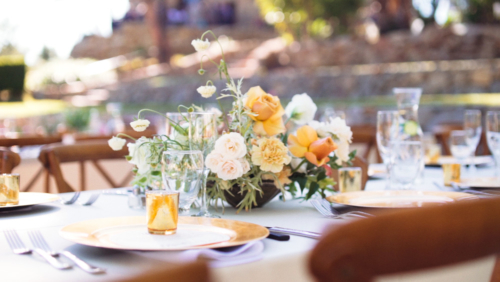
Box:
[295,176,308,192]
[139,177,147,183]
[305,182,319,200]
[151,171,161,176]
[317,169,326,181]
[125,156,132,161]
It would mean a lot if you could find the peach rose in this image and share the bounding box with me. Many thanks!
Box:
[288,125,338,167]
[245,86,285,136]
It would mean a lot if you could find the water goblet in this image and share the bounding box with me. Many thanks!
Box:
[464,110,482,173]
[162,150,204,214]
[376,111,399,188]
[165,112,191,150]
[390,141,424,190]
[188,112,218,218]
[486,111,500,176]
[449,130,472,175]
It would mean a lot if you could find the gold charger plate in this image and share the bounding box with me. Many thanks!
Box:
[60,216,269,251]
[454,177,500,188]
[326,190,478,208]
[0,192,59,210]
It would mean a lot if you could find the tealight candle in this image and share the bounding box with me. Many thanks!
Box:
[0,174,20,206]
[442,163,461,186]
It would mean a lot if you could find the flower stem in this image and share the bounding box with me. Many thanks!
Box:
[137,109,164,119]
[116,133,137,141]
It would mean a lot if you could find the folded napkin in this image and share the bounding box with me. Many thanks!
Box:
[132,241,265,268]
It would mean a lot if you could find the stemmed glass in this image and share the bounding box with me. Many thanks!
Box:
[464,110,482,173]
[390,141,424,190]
[162,150,204,214]
[165,113,191,150]
[486,111,500,176]
[449,130,472,173]
[376,111,399,188]
[188,112,218,218]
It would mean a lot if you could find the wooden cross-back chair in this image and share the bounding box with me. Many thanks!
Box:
[309,197,500,282]
[117,261,210,282]
[433,123,490,156]
[0,148,21,174]
[38,140,132,193]
[350,125,381,163]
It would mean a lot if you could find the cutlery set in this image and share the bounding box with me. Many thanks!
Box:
[3,229,105,274]
[311,199,374,219]
[61,192,101,206]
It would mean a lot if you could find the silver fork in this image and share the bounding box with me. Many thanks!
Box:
[28,230,105,274]
[80,193,100,206]
[61,192,81,205]
[4,230,31,255]
[310,200,367,219]
[321,199,374,218]
[27,230,72,270]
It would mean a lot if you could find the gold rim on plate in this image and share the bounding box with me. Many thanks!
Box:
[426,156,494,166]
[60,216,270,251]
[0,192,59,209]
[454,177,500,188]
[326,190,479,208]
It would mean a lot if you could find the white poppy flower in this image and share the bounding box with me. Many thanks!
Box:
[108,136,126,151]
[285,93,317,125]
[130,119,150,132]
[127,137,152,174]
[334,140,350,165]
[191,38,210,52]
[197,85,217,98]
[317,117,353,143]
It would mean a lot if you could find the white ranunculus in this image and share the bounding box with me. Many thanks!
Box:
[334,140,350,165]
[197,85,217,98]
[290,157,307,173]
[285,93,318,125]
[316,117,353,143]
[127,137,152,174]
[217,159,244,180]
[108,136,126,151]
[191,38,210,52]
[206,151,225,173]
[130,119,150,132]
[239,158,251,174]
[214,132,247,159]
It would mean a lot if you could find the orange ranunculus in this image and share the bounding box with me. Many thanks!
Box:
[288,125,338,166]
[245,86,285,136]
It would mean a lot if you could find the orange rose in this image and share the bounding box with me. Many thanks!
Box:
[245,86,285,136]
[288,125,338,166]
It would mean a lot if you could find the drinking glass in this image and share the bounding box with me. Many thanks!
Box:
[165,112,191,150]
[376,111,399,187]
[0,174,19,206]
[449,130,472,173]
[146,190,179,235]
[338,167,362,192]
[188,112,218,218]
[162,150,204,213]
[486,111,500,176]
[390,141,424,190]
[464,110,482,173]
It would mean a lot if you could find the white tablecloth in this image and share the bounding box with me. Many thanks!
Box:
[0,166,497,282]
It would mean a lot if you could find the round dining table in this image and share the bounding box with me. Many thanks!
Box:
[1,165,497,282]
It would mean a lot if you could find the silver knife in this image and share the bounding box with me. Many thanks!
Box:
[267,227,321,240]
[60,251,106,274]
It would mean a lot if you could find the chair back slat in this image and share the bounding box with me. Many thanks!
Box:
[0,148,21,174]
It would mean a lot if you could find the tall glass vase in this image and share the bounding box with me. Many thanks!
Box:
[394,88,424,184]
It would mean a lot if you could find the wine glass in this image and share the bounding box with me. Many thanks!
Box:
[390,141,424,190]
[162,150,204,214]
[464,110,482,173]
[376,111,399,188]
[449,130,472,175]
[188,112,218,218]
[486,111,500,176]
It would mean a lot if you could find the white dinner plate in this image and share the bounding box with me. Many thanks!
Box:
[453,177,500,189]
[0,192,59,211]
[326,190,478,208]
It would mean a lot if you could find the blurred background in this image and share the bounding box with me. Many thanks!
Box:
[1,0,500,133]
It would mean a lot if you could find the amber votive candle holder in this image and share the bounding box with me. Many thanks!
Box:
[442,163,461,186]
[0,174,20,206]
[146,190,179,235]
[339,167,362,193]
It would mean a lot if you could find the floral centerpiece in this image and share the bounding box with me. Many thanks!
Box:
[108,31,355,212]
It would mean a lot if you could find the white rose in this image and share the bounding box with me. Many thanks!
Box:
[206,151,225,173]
[127,137,152,174]
[314,117,353,143]
[108,136,126,151]
[214,132,247,159]
[290,157,307,173]
[197,85,217,98]
[239,158,251,174]
[217,159,244,180]
[285,93,318,125]
[130,119,150,132]
[334,140,350,165]
[191,38,210,52]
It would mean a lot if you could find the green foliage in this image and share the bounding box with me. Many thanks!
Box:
[64,107,91,132]
[464,0,499,23]
[0,55,25,102]
[255,0,364,40]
